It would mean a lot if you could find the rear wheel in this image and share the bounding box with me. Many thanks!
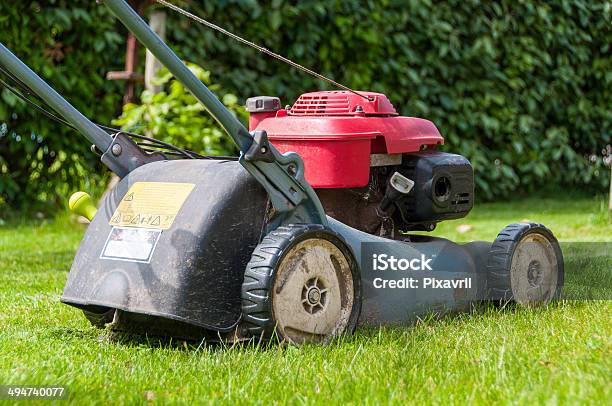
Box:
[487,222,563,306]
[82,307,114,328]
[241,224,361,345]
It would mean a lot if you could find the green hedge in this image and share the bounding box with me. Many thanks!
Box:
[1,0,610,212]
[0,1,123,211]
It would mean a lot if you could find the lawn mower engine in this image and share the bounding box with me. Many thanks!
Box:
[247,91,474,237]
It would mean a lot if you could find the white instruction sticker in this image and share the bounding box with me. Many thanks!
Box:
[100,227,162,263]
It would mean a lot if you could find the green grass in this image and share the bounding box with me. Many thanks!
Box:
[424,194,612,242]
[0,196,610,405]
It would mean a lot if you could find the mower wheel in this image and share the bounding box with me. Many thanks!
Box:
[487,222,564,306]
[241,224,361,345]
[82,308,115,328]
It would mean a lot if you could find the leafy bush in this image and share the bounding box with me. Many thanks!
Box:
[113,63,244,156]
[0,1,124,213]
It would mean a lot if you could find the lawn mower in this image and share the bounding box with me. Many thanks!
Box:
[0,0,564,345]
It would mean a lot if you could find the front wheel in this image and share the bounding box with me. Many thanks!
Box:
[487,222,564,306]
[241,224,361,345]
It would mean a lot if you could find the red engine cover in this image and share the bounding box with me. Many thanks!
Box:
[249,91,444,188]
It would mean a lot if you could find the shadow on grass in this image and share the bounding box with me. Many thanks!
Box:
[358,300,593,352]
[100,328,295,355]
[51,300,594,354]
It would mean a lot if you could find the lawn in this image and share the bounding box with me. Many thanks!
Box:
[0,196,610,404]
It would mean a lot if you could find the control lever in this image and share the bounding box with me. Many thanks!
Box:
[379,172,415,215]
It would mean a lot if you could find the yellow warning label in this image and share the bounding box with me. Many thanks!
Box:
[109,182,195,230]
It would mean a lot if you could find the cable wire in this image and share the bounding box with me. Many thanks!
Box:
[0,66,236,160]
[154,0,372,101]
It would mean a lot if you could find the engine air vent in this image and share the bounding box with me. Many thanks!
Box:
[289,91,398,116]
[290,93,350,115]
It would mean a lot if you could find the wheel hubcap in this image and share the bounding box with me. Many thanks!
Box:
[510,233,558,305]
[303,277,327,313]
[272,238,354,344]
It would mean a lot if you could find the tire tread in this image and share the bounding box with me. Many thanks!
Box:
[486,222,562,301]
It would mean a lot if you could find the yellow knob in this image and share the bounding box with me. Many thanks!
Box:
[69,192,97,221]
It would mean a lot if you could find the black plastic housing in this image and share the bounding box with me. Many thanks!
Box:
[62,159,268,332]
[395,151,474,226]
